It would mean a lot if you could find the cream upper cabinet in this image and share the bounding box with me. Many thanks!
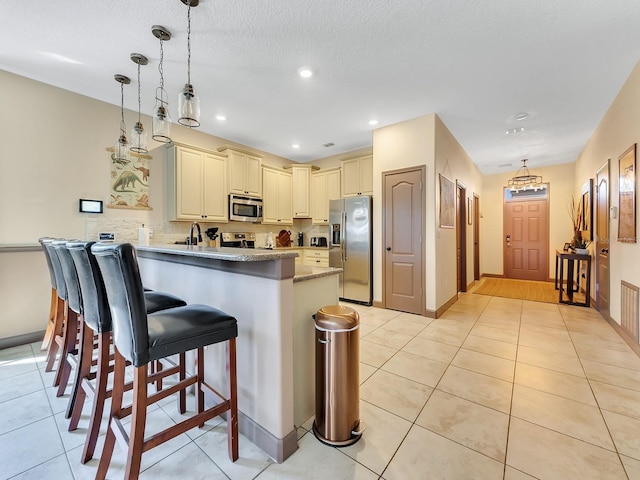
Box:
[290,165,313,218]
[341,154,373,197]
[262,166,293,225]
[219,147,263,198]
[311,167,341,224]
[166,144,228,222]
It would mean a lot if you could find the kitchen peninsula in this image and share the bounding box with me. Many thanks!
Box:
[135,244,340,462]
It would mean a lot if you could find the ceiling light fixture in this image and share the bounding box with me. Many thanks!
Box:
[298,67,313,78]
[514,112,530,121]
[369,119,378,126]
[113,74,131,165]
[292,144,300,149]
[152,25,172,143]
[178,0,200,128]
[130,53,149,154]
[507,159,546,192]
[216,115,226,121]
[505,127,525,135]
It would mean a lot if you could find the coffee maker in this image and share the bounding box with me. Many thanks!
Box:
[297,232,304,247]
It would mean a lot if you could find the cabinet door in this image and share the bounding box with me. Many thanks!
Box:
[359,155,373,195]
[202,153,228,221]
[341,158,361,197]
[262,168,279,224]
[327,169,341,200]
[245,155,263,197]
[227,151,247,195]
[292,167,310,217]
[278,170,293,223]
[311,172,328,224]
[176,147,203,220]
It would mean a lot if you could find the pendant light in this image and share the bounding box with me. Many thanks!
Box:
[178,0,201,127]
[507,159,545,192]
[113,74,131,165]
[152,25,172,143]
[130,53,149,153]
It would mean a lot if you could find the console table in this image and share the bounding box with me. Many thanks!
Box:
[555,250,591,307]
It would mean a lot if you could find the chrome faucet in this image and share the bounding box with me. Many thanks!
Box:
[188,222,203,246]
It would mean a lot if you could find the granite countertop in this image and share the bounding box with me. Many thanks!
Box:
[136,243,299,262]
[293,265,341,283]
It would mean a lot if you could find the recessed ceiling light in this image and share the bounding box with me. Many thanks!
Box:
[292,143,300,149]
[216,115,226,121]
[514,112,529,121]
[369,119,378,126]
[298,67,313,78]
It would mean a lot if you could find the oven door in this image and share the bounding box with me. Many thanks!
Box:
[229,195,263,222]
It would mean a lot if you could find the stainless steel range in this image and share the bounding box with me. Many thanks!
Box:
[220,232,256,248]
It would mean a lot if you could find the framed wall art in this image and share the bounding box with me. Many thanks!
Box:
[107,148,152,210]
[581,178,593,241]
[618,144,636,243]
[439,173,455,228]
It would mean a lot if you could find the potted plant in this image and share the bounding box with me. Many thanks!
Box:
[568,195,590,254]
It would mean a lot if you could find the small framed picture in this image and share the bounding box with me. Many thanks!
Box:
[79,199,103,214]
[563,242,571,251]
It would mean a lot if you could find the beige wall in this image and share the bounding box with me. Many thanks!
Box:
[434,115,483,307]
[574,60,640,324]
[481,163,576,278]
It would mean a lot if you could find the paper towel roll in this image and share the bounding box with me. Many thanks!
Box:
[138,226,150,246]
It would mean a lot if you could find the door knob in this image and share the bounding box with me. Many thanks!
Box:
[386,247,391,251]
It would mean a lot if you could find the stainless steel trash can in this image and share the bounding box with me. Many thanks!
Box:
[313,305,363,446]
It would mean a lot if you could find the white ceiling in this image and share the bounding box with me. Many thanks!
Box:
[2,1,640,174]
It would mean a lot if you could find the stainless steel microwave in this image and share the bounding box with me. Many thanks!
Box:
[229,194,263,222]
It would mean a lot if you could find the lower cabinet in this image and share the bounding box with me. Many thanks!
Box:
[303,249,329,267]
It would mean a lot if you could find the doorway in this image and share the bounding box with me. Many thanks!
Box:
[503,188,549,281]
[473,194,480,281]
[382,166,425,315]
[456,182,467,292]
[596,161,610,318]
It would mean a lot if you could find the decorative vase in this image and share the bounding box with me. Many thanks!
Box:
[576,248,588,255]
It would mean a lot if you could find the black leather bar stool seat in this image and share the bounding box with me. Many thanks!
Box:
[65,241,187,463]
[91,242,238,479]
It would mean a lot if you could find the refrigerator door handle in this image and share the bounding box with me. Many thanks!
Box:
[342,212,347,262]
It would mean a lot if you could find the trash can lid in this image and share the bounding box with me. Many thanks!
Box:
[315,305,359,330]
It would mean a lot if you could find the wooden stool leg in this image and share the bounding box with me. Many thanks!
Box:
[227,338,239,461]
[45,297,65,372]
[179,352,186,414]
[124,365,148,480]
[196,348,205,427]
[96,348,126,480]
[40,288,57,351]
[66,319,92,419]
[80,332,110,463]
[55,309,79,395]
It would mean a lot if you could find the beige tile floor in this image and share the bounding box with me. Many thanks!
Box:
[2,292,640,478]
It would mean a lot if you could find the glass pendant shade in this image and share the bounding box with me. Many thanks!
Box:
[152,103,172,142]
[130,121,148,153]
[178,83,200,127]
[113,132,130,165]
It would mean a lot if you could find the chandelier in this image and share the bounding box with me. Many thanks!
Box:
[177,0,201,127]
[507,159,545,192]
[129,53,149,154]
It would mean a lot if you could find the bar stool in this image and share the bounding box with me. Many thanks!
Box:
[92,243,238,479]
[66,241,187,463]
[42,239,69,374]
[38,237,58,351]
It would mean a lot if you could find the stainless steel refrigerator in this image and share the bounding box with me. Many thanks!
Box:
[329,196,372,305]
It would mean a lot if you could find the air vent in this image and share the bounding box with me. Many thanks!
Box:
[498,163,512,168]
[322,142,335,148]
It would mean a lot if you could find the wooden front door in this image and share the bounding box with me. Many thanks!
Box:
[596,161,610,317]
[383,167,424,314]
[503,191,549,281]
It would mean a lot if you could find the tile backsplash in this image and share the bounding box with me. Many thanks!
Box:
[86,216,330,247]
